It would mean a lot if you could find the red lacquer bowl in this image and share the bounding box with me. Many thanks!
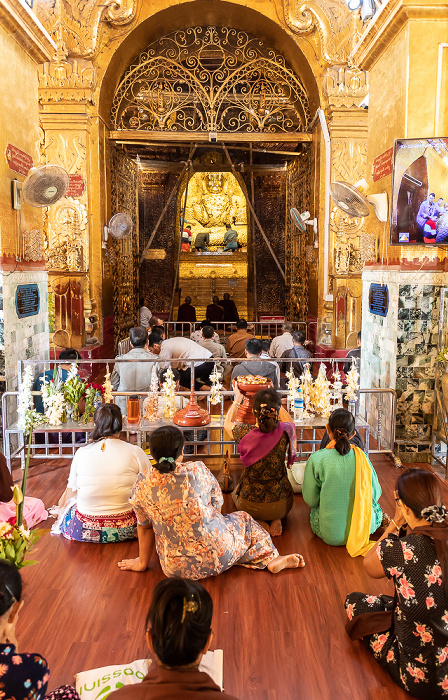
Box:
[235,376,271,425]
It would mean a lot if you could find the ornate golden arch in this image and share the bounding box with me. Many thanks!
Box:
[110,26,311,133]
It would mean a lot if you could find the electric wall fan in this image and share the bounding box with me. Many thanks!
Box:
[290,208,318,233]
[330,179,388,222]
[105,213,133,241]
[12,164,69,209]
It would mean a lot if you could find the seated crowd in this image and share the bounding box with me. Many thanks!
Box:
[7,319,448,699]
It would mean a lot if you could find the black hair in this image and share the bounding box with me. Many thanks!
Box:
[59,348,81,360]
[147,577,212,667]
[150,426,184,473]
[140,297,145,308]
[202,325,214,339]
[236,319,248,329]
[212,296,219,303]
[148,332,163,349]
[200,319,213,328]
[328,408,355,456]
[253,388,281,433]
[152,325,165,336]
[158,368,180,386]
[91,404,122,441]
[357,330,361,341]
[149,317,162,328]
[430,193,436,197]
[223,293,230,300]
[0,561,21,615]
[225,223,231,228]
[292,330,305,344]
[246,338,262,355]
[130,326,148,348]
[185,297,191,304]
[397,468,448,596]
[261,339,271,353]
[185,225,191,230]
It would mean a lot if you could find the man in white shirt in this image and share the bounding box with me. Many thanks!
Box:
[191,320,220,344]
[139,297,152,329]
[148,333,214,391]
[269,322,294,358]
[198,325,230,375]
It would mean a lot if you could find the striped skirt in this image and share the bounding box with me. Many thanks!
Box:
[60,505,137,543]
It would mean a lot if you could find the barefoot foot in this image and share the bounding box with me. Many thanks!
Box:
[256,520,271,534]
[268,553,305,574]
[269,519,282,537]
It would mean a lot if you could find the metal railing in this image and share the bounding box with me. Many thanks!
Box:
[3,356,397,468]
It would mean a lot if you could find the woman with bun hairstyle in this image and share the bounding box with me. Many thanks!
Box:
[346,468,448,698]
[224,385,296,537]
[54,404,150,543]
[108,577,238,700]
[118,425,305,578]
[0,560,49,698]
[302,408,382,553]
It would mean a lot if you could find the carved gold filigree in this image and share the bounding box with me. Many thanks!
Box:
[283,0,363,65]
[111,26,311,133]
[43,198,88,272]
[23,229,43,262]
[43,131,86,175]
[34,0,136,59]
[323,66,368,108]
[332,208,364,274]
[39,59,96,103]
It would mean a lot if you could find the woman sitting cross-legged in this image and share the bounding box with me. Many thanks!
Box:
[118,425,305,578]
[302,408,382,555]
[345,468,448,699]
[224,384,296,537]
[108,577,239,700]
[53,404,150,543]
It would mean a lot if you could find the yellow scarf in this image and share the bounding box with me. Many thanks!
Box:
[326,442,375,557]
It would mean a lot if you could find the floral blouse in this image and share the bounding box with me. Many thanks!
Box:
[232,423,292,503]
[0,643,49,700]
[378,533,448,694]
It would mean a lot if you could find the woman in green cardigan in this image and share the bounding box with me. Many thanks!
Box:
[302,409,382,551]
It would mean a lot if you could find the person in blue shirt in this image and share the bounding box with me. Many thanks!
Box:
[33,348,80,413]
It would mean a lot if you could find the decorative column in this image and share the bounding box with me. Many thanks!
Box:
[39,58,100,349]
[323,66,369,349]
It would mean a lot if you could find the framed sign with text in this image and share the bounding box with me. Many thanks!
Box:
[15,284,40,319]
[369,283,389,317]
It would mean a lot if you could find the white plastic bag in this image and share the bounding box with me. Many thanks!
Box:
[75,659,150,699]
[288,461,306,493]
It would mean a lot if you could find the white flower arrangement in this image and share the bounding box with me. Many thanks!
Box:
[17,366,44,432]
[331,366,344,410]
[162,367,177,419]
[66,362,79,382]
[103,364,114,404]
[300,363,314,415]
[313,363,332,418]
[143,370,159,422]
[41,373,66,426]
[345,360,360,404]
[209,365,223,406]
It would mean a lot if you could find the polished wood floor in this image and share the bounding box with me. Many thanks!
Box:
[13,452,432,699]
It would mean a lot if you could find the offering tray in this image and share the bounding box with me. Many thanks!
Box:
[235,375,271,425]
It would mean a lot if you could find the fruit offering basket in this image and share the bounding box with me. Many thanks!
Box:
[235,375,271,425]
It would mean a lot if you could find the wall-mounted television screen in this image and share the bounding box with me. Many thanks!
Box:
[390,137,448,245]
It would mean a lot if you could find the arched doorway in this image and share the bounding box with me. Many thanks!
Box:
[108,21,314,341]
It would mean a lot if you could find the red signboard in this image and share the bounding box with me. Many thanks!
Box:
[372,147,393,182]
[5,143,33,176]
[66,174,85,197]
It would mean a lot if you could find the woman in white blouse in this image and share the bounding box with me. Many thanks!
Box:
[53,404,149,543]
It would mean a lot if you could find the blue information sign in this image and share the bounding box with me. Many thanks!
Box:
[15,284,40,319]
[369,283,389,317]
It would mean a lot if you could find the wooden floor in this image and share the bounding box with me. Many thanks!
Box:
[14,451,428,700]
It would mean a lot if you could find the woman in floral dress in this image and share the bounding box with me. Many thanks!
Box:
[345,468,448,698]
[118,426,305,579]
